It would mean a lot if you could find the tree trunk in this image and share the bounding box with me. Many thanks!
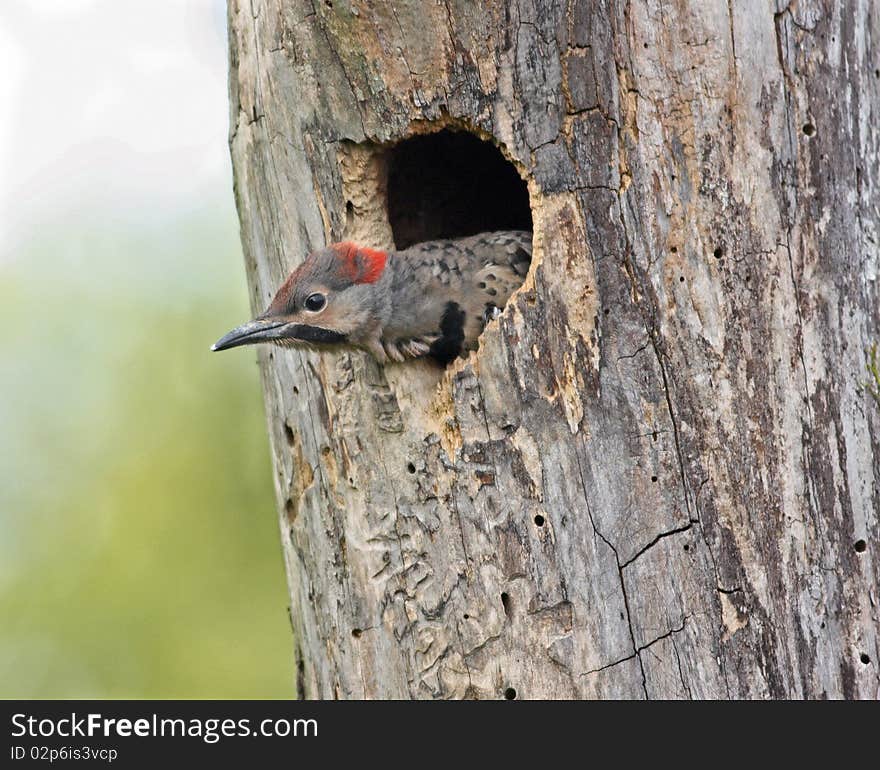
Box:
[227,0,879,699]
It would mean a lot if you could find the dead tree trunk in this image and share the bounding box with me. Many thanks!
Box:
[227,0,879,698]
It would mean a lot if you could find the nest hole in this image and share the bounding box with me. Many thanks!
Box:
[386,129,532,249]
[365,128,537,366]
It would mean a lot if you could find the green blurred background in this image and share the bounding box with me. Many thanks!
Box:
[0,1,293,697]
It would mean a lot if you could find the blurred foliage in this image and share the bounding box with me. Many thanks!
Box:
[0,204,293,698]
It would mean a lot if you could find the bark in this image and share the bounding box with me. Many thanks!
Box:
[227,0,880,699]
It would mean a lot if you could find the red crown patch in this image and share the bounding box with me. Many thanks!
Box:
[332,242,388,284]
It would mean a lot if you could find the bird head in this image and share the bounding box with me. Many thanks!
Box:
[212,242,388,353]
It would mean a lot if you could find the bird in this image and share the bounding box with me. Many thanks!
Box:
[212,230,532,365]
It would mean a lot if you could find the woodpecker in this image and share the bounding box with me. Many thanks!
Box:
[212,230,531,365]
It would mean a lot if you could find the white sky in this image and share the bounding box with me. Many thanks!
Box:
[0,0,232,255]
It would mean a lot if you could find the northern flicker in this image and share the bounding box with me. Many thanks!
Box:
[212,230,531,365]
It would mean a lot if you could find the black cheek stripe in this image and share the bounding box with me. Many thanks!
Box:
[287,324,348,345]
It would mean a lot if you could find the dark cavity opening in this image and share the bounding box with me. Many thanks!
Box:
[386,129,532,250]
[500,592,511,616]
[854,539,866,553]
[534,514,546,527]
[504,687,517,700]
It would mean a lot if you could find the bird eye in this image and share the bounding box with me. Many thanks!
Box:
[304,293,326,312]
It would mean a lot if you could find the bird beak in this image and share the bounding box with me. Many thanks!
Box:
[211,318,289,351]
[212,318,349,351]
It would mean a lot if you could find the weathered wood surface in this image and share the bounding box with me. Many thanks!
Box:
[227,0,879,698]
